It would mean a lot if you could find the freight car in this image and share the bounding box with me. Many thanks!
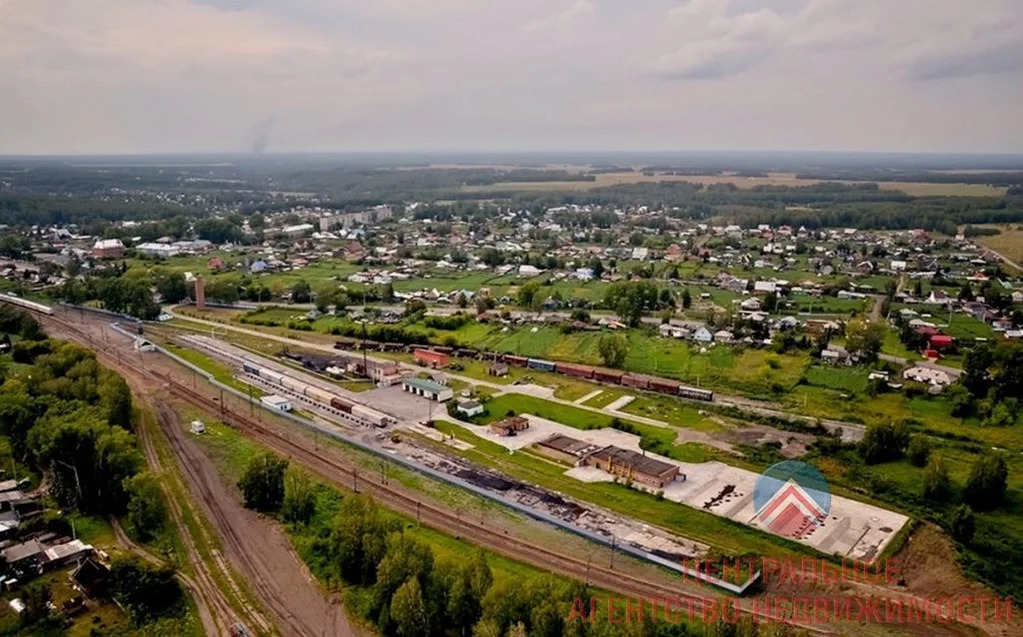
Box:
[593,368,625,383]
[260,369,284,385]
[555,362,596,379]
[305,385,335,405]
[678,386,714,402]
[330,397,354,413]
[621,374,650,389]
[279,374,310,396]
[649,378,681,394]
[351,404,391,427]
[503,354,528,367]
[527,358,557,372]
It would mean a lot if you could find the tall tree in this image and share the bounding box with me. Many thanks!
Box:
[237,453,289,511]
[391,578,429,637]
[964,453,1008,511]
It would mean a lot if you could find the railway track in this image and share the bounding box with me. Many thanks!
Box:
[40,309,835,635]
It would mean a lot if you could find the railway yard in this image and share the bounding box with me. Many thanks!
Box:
[2,296,1009,637]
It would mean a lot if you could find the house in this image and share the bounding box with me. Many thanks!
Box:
[208,256,226,271]
[1,538,44,569]
[414,349,450,369]
[456,400,484,418]
[43,540,93,569]
[402,377,453,402]
[927,290,952,305]
[753,281,777,294]
[820,349,847,364]
[92,239,125,259]
[903,366,951,387]
[658,324,689,339]
[260,395,292,412]
[585,446,682,489]
[487,363,509,377]
[249,260,268,273]
[929,335,954,350]
[692,327,713,343]
[489,415,529,436]
[740,298,762,311]
[713,330,734,343]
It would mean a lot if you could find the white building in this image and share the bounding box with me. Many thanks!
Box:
[136,242,181,258]
[261,394,293,412]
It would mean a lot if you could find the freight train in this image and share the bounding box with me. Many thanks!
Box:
[334,341,714,402]
[241,361,394,427]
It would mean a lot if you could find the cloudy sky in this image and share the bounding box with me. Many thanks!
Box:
[1,0,1021,155]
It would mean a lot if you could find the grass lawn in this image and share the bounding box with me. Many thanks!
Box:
[164,344,263,396]
[582,388,632,408]
[803,365,870,394]
[618,395,724,433]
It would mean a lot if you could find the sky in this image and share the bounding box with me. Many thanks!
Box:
[1,0,1021,155]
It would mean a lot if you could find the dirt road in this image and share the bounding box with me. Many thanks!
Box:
[155,398,355,637]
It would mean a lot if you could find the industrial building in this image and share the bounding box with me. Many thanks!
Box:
[585,446,683,489]
[534,434,602,464]
[401,377,453,402]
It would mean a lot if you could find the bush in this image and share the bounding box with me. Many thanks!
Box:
[907,435,931,468]
[859,421,910,465]
[949,505,976,544]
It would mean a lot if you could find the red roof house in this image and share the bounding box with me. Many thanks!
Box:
[929,335,953,350]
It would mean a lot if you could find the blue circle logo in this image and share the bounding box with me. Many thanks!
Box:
[753,460,831,540]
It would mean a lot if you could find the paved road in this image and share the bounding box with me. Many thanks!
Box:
[166,311,868,443]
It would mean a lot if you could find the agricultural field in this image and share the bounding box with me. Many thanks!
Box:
[460,170,1008,197]
[976,224,1023,270]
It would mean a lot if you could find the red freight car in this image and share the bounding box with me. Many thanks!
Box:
[594,368,625,384]
[555,362,595,379]
[503,354,529,367]
[621,374,651,389]
[649,378,681,395]
[593,368,625,384]
[330,397,354,413]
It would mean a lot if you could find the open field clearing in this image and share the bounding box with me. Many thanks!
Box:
[461,171,1008,197]
[976,224,1023,269]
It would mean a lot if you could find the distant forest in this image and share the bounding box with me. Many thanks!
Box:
[1,156,1021,234]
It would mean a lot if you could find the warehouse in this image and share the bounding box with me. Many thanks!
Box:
[402,377,453,402]
[585,446,683,488]
[534,434,602,464]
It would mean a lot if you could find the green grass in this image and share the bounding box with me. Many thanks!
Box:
[618,395,724,433]
[164,344,263,396]
[582,388,631,408]
[803,365,870,394]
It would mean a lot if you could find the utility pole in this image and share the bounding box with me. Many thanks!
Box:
[610,535,616,569]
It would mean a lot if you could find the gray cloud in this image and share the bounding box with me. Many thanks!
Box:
[0,0,1020,154]
[911,42,1023,81]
